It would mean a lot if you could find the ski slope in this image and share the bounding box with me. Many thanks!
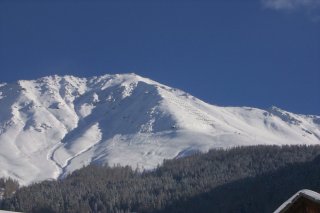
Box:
[0,73,319,185]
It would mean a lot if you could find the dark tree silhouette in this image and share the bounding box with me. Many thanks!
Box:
[1,145,320,213]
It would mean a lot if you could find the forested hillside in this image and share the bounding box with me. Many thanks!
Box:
[1,145,320,213]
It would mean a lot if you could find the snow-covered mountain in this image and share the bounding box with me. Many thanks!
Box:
[0,73,319,185]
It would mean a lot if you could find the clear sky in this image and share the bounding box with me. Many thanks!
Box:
[0,0,319,115]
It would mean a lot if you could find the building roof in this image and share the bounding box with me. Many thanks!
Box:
[0,211,23,213]
[274,189,320,213]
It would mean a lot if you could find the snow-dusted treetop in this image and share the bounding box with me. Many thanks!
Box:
[0,73,319,185]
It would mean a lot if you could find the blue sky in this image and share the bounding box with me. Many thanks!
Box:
[0,0,319,115]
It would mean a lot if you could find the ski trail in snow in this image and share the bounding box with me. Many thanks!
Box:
[57,143,99,179]
[47,142,64,179]
[48,142,97,179]
[49,124,103,179]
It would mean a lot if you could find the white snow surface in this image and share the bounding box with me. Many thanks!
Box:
[0,73,319,185]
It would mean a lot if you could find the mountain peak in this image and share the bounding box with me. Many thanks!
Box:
[0,74,319,185]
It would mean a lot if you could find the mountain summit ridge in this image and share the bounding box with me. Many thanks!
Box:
[0,73,319,185]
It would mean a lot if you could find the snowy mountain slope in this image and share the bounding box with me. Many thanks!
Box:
[0,73,319,185]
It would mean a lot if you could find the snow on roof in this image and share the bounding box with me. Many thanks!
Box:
[274,189,320,213]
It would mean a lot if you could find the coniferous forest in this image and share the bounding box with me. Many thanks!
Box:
[1,145,320,213]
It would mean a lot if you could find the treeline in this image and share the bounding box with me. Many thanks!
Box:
[1,145,320,213]
[0,178,19,198]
